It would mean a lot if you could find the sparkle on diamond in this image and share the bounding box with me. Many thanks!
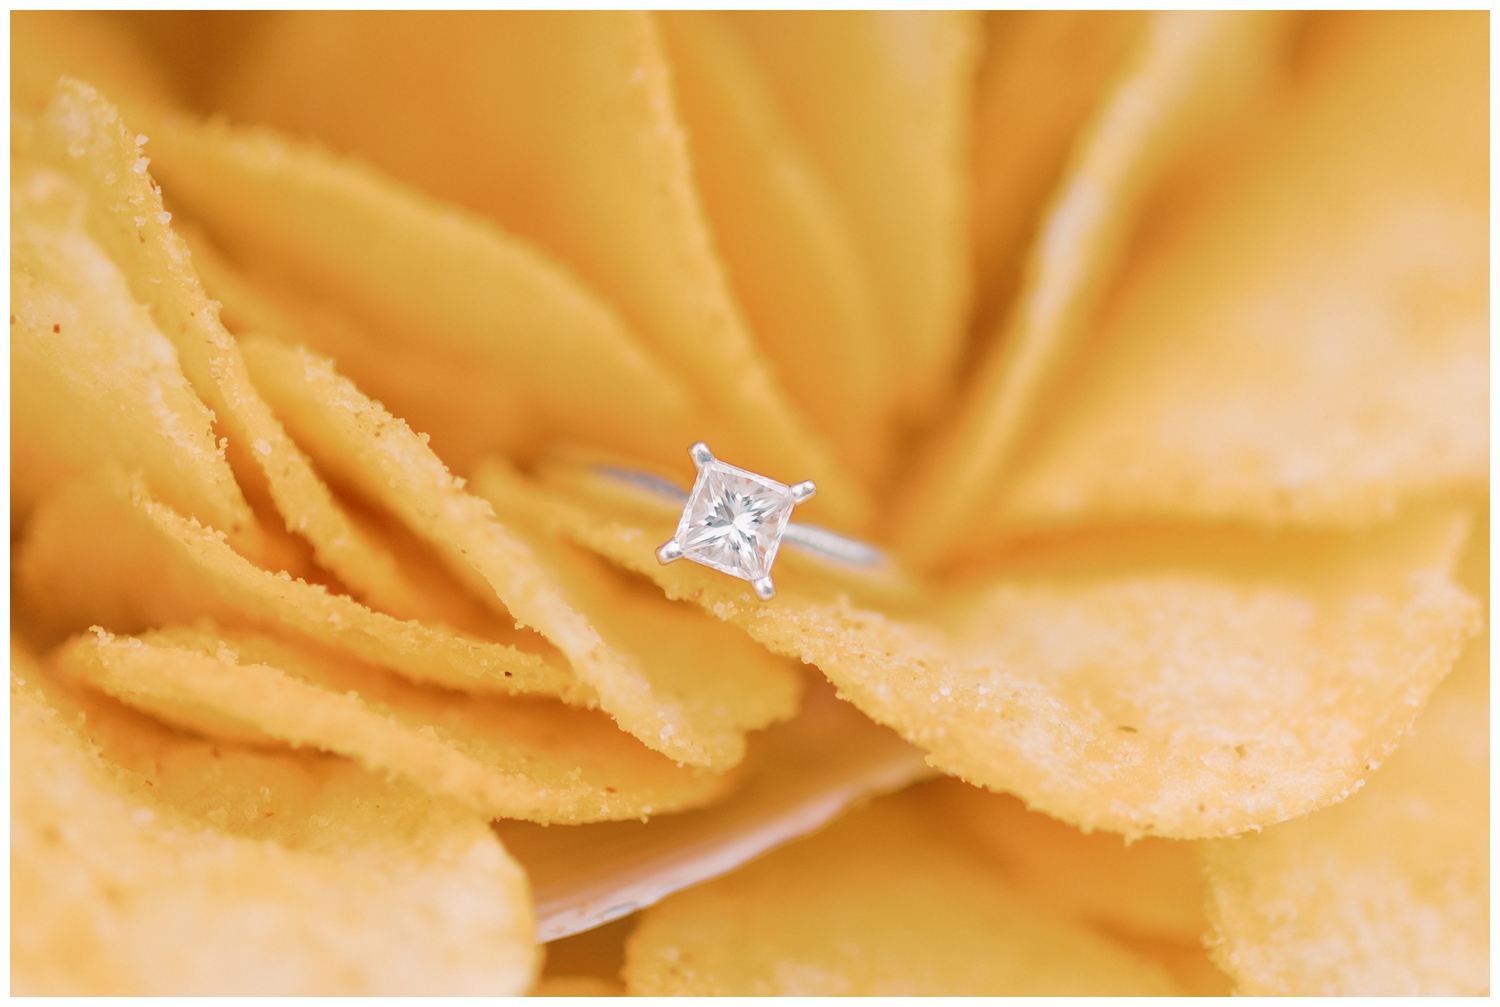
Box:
[675,460,796,582]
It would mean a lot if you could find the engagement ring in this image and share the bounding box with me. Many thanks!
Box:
[594,442,889,600]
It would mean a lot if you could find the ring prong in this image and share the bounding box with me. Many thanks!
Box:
[688,442,715,468]
[789,480,817,504]
[752,576,775,600]
[657,540,684,565]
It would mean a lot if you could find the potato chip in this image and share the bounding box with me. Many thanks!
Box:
[926,778,1205,943]
[530,976,624,996]
[969,12,1142,336]
[55,624,735,823]
[16,469,583,703]
[476,471,1481,839]
[239,337,801,769]
[656,12,888,477]
[11,645,537,995]
[897,12,1290,566]
[994,12,1487,535]
[174,224,541,476]
[217,11,867,528]
[623,784,1179,995]
[499,678,930,941]
[536,915,635,993]
[28,78,440,620]
[92,12,272,111]
[135,108,701,474]
[1199,509,1488,994]
[11,158,253,541]
[11,11,174,116]
[727,12,980,418]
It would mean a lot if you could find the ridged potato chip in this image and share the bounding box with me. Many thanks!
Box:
[1199,513,1489,994]
[239,336,801,769]
[218,11,866,529]
[55,624,735,823]
[995,12,1487,534]
[11,645,536,995]
[137,108,699,473]
[728,12,980,418]
[16,469,582,702]
[624,783,1179,995]
[28,78,439,621]
[898,11,1290,566]
[477,470,1480,839]
[11,158,252,540]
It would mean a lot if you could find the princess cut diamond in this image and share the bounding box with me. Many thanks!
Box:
[656,443,815,599]
[676,460,795,582]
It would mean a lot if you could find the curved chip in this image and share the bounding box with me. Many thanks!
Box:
[969,12,1141,336]
[28,77,441,622]
[896,11,1290,566]
[656,12,888,477]
[217,10,867,529]
[11,646,536,995]
[727,12,980,419]
[15,469,583,703]
[11,11,175,116]
[996,12,1487,535]
[239,337,801,770]
[623,784,1179,995]
[929,779,1206,944]
[55,625,736,824]
[11,159,253,539]
[135,108,700,474]
[1199,515,1489,995]
[475,469,1481,839]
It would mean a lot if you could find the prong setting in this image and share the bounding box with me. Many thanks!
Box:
[656,540,684,565]
[688,442,715,469]
[790,480,817,504]
[752,576,776,600]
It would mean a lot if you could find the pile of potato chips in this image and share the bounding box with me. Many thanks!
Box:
[11,11,1487,995]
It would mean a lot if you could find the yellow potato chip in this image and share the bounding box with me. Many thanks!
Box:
[239,337,801,769]
[656,11,888,477]
[727,12,980,418]
[11,11,174,116]
[28,78,440,621]
[995,12,1487,534]
[897,11,1291,566]
[499,677,931,942]
[91,12,272,110]
[55,624,735,823]
[536,915,635,993]
[12,645,536,995]
[926,778,1206,943]
[16,469,582,702]
[623,784,1179,995]
[136,108,700,473]
[175,224,540,476]
[217,11,867,529]
[1199,510,1488,995]
[10,159,253,541]
[969,12,1142,335]
[476,471,1480,839]
[530,976,625,997]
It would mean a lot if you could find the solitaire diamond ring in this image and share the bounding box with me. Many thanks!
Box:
[594,442,889,600]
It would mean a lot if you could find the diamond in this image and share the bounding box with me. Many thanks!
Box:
[673,459,796,584]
